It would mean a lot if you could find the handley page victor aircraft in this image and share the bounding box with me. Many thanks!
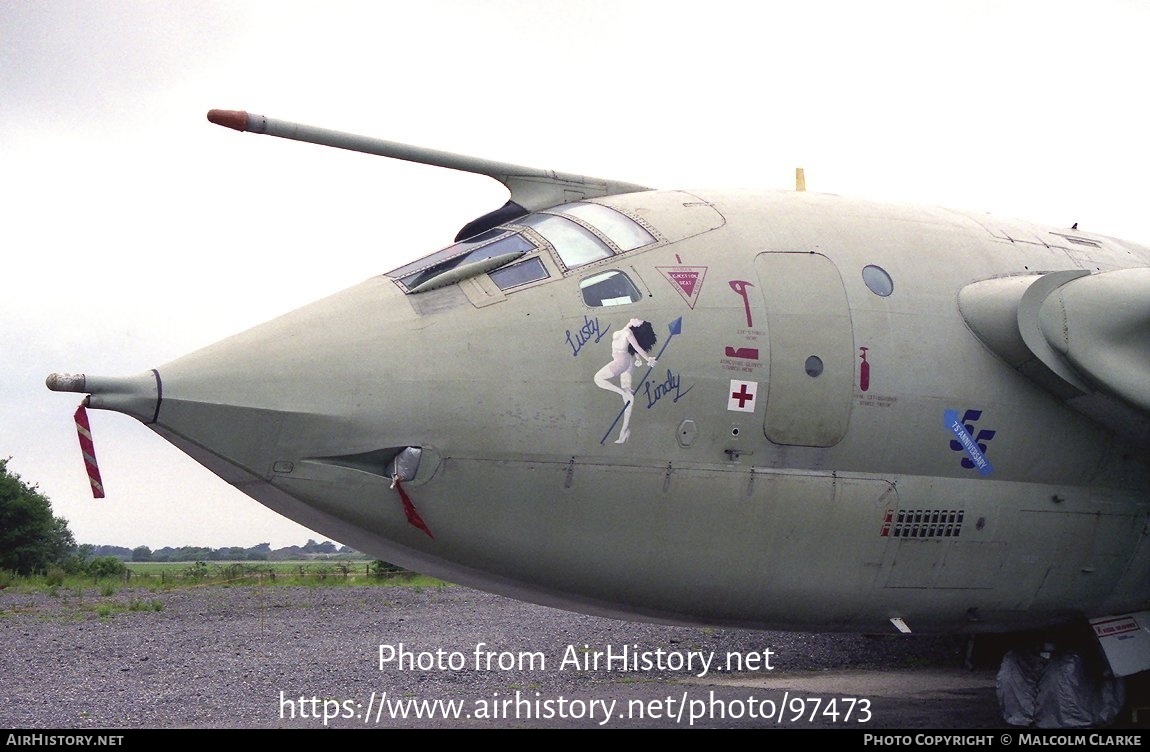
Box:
[49,109,1150,726]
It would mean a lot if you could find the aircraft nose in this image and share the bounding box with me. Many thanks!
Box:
[46,278,436,538]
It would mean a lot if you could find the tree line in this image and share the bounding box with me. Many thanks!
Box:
[108,540,363,562]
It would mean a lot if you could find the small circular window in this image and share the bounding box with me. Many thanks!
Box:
[805,356,824,377]
[862,265,894,297]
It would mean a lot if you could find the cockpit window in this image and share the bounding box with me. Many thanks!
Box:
[490,257,549,290]
[387,231,535,292]
[385,202,656,295]
[548,202,655,251]
[518,214,613,268]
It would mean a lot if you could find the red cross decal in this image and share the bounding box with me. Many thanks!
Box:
[731,383,754,408]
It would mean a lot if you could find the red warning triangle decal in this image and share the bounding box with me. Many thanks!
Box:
[657,266,707,309]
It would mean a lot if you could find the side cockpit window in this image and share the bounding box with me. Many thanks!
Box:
[581,270,642,307]
[490,256,549,290]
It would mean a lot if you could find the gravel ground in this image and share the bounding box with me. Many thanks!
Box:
[0,583,1012,729]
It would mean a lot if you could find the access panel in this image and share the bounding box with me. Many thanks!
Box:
[755,251,853,447]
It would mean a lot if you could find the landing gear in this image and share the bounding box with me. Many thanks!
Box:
[972,625,1128,728]
[996,642,1125,727]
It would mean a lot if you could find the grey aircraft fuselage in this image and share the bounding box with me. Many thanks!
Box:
[49,112,1150,642]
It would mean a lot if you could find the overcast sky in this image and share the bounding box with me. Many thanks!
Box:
[2,1,1148,550]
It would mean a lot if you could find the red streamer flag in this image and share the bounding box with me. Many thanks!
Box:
[393,477,433,539]
[73,405,105,498]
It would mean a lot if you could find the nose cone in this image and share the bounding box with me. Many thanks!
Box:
[149,277,419,477]
[48,276,438,555]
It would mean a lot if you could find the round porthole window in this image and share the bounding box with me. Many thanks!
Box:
[863,265,894,297]
[805,355,824,377]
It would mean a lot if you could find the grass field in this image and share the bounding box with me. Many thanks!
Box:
[1,560,448,593]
